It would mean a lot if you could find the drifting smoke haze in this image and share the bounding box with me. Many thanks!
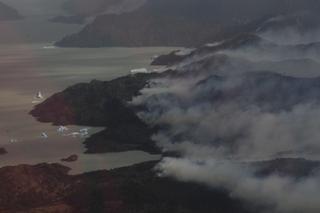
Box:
[131,15,320,213]
[257,12,320,45]
[157,158,320,213]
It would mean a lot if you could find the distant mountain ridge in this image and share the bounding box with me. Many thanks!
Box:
[62,0,146,16]
[0,1,22,20]
[49,0,146,25]
[56,0,320,47]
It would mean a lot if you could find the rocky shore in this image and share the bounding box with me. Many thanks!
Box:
[30,73,166,154]
[0,147,7,155]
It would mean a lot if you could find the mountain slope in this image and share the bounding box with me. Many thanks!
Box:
[56,0,320,47]
[62,0,146,16]
[1,159,318,212]
[0,1,22,20]
[30,73,165,153]
[0,161,254,213]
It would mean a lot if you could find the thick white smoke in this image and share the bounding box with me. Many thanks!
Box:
[131,24,320,212]
[157,158,320,213]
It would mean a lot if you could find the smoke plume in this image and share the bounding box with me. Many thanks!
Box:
[132,18,320,212]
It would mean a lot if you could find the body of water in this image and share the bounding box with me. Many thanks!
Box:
[0,24,175,174]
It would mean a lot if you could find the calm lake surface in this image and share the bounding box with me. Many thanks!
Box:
[0,23,175,174]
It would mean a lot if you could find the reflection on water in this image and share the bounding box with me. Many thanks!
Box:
[0,43,174,173]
